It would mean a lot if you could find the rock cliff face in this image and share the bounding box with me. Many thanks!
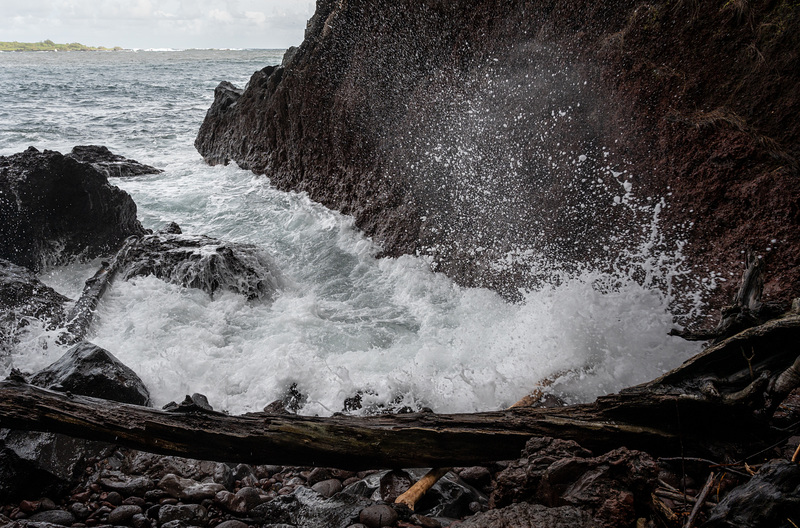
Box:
[196,0,800,307]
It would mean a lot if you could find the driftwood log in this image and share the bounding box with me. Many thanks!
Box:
[1,313,798,470]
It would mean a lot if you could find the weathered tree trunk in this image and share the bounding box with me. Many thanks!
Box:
[1,313,798,469]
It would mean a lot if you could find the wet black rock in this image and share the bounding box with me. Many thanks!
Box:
[107,504,143,524]
[345,468,487,520]
[250,487,371,528]
[66,145,164,178]
[457,502,593,528]
[66,145,163,178]
[0,430,109,503]
[159,503,207,524]
[100,474,155,497]
[117,233,285,300]
[705,460,800,527]
[312,478,343,498]
[26,509,76,526]
[358,504,397,528]
[0,146,145,271]
[214,521,250,528]
[0,258,70,354]
[1,340,151,502]
[29,341,151,406]
[490,437,658,528]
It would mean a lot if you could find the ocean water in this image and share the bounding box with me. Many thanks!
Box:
[0,50,705,415]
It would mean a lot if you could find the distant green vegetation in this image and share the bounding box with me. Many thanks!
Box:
[0,40,123,52]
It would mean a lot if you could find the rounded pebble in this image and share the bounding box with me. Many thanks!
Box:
[107,504,142,524]
[359,504,398,528]
[27,509,76,526]
[312,478,343,498]
[214,521,250,528]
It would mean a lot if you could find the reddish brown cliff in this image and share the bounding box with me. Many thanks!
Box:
[196,0,799,310]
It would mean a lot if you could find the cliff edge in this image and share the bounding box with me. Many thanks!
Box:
[196,0,800,309]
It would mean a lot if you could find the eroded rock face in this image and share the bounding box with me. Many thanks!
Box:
[196,0,800,306]
[0,146,145,271]
[29,341,151,406]
[116,233,285,301]
[66,145,163,178]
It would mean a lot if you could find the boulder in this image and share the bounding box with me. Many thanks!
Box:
[117,233,285,300]
[1,341,150,502]
[0,429,114,503]
[29,341,151,406]
[0,146,145,271]
[66,145,163,178]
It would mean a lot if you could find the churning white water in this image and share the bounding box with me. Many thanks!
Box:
[0,50,706,415]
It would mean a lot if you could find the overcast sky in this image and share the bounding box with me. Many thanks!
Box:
[0,0,315,49]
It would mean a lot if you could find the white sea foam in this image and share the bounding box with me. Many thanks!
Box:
[10,161,703,416]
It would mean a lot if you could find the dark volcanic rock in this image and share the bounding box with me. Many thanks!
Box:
[66,145,163,178]
[344,468,487,519]
[117,233,285,300]
[30,341,151,406]
[250,486,371,528]
[491,437,657,528]
[1,341,149,501]
[705,460,800,528]
[0,258,70,354]
[196,0,800,307]
[457,502,594,528]
[0,146,145,271]
[0,429,114,503]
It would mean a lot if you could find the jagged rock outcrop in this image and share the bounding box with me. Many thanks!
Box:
[66,145,163,178]
[196,0,800,306]
[116,233,285,301]
[0,147,145,271]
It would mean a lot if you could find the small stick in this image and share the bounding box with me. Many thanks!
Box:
[654,488,718,507]
[792,441,800,463]
[395,467,451,511]
[652,493,679,522]
[685,472,715,528]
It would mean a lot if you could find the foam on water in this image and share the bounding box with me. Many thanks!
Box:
[0,50,706,416]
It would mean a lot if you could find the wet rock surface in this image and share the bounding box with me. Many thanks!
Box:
[65,145,163,179]
[116,233,285,301]
[29,341,151,406]
[2,435,799,528]
[457,502,593,528]
[0,146,145,272]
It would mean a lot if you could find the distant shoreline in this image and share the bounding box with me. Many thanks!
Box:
[0,40,122,52]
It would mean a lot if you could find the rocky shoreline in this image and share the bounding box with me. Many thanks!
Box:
[2,146,800,527]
